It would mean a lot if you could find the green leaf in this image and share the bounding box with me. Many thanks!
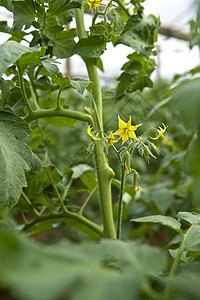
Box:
[41,58,60,74]
[16,46,46,72]
[131,215,183,233]
[110,10,124,37]
[81,170,98,192]
[116,53,155,98]
[74,35,107,58]
[177,212,200,225]
[100,239,166,275]
[71,164,93,179]
[47,0,81,16]
[13,0,36,31]
[44,28,77,58]
[0,111,33,210]
[150,188,175,214]
[0,77,11,107]
[0,230,143,300]
[52,72,93,95]
[116,14,159,53]
[44,165,63,184]
[90,22,107,36]
[168,277,200,300]
[184,225,200,251]
[0,0,13,11]
[0,41,38,76]
[171,78,200,129]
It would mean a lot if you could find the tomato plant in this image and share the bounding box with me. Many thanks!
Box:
[0,0,200,299]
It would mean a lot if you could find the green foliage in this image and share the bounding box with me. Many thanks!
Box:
[0,228,166,300]
[0,111,35,210]
[115,10,159,97]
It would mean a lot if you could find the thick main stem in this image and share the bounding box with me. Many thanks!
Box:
[74,7,116,239]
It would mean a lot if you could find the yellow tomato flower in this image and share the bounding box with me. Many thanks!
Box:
[105,131,119,147]
[87,0,102,10]
[113,116,142,144]
[87,125,100,141]
[151,123,167,140]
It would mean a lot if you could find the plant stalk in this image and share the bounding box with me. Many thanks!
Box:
[74,6,116,239]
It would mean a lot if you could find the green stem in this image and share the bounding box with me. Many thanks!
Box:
[45,168,69,214]
[57,86,63,109]
[21,191,40,217]
[62,177,73,201]
[23,212,104,237]
[164,226,193,299]
[79,185,98,215]
[74,7,116,239]
[74,7,102,130]
[117,165,125,239]
[24,107,94,126]
[29,81,40,110]
[94,142,116,238]
[17,65,34,113]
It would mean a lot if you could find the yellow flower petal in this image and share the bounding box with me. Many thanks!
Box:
[127,116,132,128]
[87,125,100,140]
[118,115,127,128]
[129,131,140,141]
[105,131,119,147]
[129,124,142,131]
[115,116,141,144]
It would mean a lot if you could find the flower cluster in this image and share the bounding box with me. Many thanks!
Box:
[87,0,102,10]
[87,116,142,147]
[87,116,167,148]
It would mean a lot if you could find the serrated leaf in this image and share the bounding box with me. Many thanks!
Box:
[116,14,159,52]
[0,111,33,210]
[13,0,36,31]
[74,35,107,58]
[45,28,77,58]
[90,22,107,36]
[131,215,183,233]
[110,10,124,37]
[116,53,155,98]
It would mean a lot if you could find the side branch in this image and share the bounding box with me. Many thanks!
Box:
[23,212,104,237]
[24,108,94,126]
